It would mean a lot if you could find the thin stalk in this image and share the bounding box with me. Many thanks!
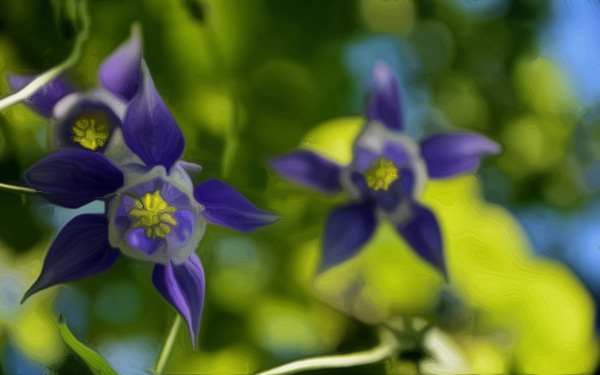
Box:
[254,327,399,375]
[0,182,38,195]
[0,0,90,111]
[155,315,182,375]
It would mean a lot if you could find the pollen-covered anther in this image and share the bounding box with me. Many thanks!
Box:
[70,114,112,151]
[128,190,178,239]
[365,157,399,191]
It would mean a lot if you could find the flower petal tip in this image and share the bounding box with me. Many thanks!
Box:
[421,133,502,179]
[269,150,343,194]
[194,179,280,232]
[152,254,205,349]
[366,62,403,131]
[396,202,447,278]
[122,60,184,170]
[21,214,119,303]
[321,202,377,268]
[99,25,143,101]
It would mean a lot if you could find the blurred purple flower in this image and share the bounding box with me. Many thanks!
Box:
[20,42,279,348]
[271,62,500,277]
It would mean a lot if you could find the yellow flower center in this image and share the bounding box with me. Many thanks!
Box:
[70,114,112,151]
[128,190,178,239]
[365,157,399,191]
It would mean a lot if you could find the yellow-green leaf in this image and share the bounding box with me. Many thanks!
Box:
[58,317,118,375]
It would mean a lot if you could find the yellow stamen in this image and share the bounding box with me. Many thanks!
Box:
[365,157,399,191]
[128,190,178,239]
[70,113,112,151]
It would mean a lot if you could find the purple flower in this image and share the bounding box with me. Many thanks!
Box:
[7,28,142,154]
[270,62,500,277]
[21,49,279,348]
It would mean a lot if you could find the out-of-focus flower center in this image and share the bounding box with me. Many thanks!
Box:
[70,114,112,150]
[128,190,178,239]
[365,157,399,191]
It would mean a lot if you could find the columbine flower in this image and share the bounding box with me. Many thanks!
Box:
[270,62,500,277]
[7,28,142,154]
[20,53,279,347]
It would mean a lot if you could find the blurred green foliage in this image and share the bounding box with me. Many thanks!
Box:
[0,0,598,374]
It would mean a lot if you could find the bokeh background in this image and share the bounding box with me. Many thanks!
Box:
[1,0,600,374]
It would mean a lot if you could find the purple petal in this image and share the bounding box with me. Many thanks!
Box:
[365,62,403,131]
[22,214,118,302]
[321,202,377,269]
[7,74,73,117]
[194,179,280,232]
[152,253,205,348]
[25,150,124,208]
[269,150,343,194]
[396,202,446,278]
[99,28,143,101]
[420,133,501,179]
[122,60,184,170]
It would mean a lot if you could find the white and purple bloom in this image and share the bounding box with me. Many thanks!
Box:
[7,28,142,154]
[270,62,500,277]
[19,42,279,347]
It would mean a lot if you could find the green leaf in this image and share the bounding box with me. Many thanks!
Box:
[58,315,118,375]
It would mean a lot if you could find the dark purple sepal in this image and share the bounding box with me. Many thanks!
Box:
[396,202,447,279]
[321,201,377,270]
[122,60,184,170]
[21,214,119,303]
[365,62,403,131]
[25,149,124,208]
[420,133,501,179]
[99,27,142,101]
[7,74,73,117]
[194,179,280,232]
[152,253,205,349]
[269,150,343,194]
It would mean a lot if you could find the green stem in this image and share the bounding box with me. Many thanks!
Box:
[0,0,90,111]
[254,327,398,375]
[155,315,182,375]
[0,182,38,195]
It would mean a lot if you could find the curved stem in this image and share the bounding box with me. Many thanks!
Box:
[0,182,39,194]
[254,327,398,375]
[155,315,182,375]
[0,0,90,111]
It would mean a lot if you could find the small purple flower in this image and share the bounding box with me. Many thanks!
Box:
[7,28,142,154]
[271,62,500,277]
[21,45,279,348]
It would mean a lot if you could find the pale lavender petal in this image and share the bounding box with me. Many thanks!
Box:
[194,179,280,232]
[269,150,343,194]
[420,133,501,179]
[22,214,119,302]
[152,253,205,348]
